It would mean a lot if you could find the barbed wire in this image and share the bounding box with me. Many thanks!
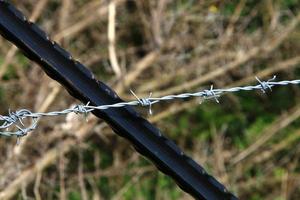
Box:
[1,76,300,138]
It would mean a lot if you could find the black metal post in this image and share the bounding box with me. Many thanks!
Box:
[0,1,237,199]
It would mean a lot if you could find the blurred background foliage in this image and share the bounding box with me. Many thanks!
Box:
[0,0,300,199]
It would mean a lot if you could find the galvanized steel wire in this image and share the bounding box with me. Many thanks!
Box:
[1,76,299,137]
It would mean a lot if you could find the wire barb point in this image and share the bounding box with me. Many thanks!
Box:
[73,102,90,121]
[255,75,276,93]
[0,109,39,137]
[130,90,153,115]
[203,85,220,103]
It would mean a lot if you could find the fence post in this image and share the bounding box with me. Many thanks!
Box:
[0,1,237,199]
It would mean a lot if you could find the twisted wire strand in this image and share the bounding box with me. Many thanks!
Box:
[1,76,300,137]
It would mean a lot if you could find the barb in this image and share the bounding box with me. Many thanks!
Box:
[255,75,276,93]
[1,76,300,137]
[203,85,220,103]
[0,109,39,137]
[130,90,155,115]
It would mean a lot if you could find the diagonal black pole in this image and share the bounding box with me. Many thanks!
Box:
[0,1,237,199]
